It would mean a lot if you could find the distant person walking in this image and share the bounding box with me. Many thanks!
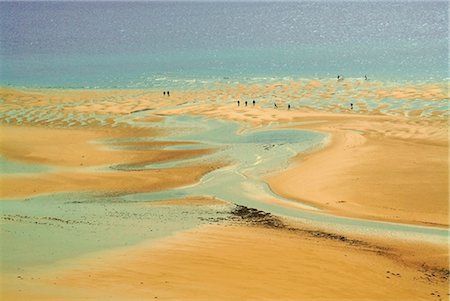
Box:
[163,91,166,96]
[252,100,255,106]
[237,100,240,106]
[245,101,248,107]
[350,103,353,110]
[167,91,170,96]
[274,103,278,109]
[288,104,291,110]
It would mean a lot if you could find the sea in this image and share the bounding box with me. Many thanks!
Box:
[0,1,448,89]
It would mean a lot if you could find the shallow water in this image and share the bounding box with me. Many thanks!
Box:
[0,115,325,271]
[1,115,449,273]
[120,116,449,242]
[0,192,230,271]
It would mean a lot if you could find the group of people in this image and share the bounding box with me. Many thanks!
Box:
[237,100,256,107]
[163,75,365,112]
[235,74,370,112]
[237,99,291,110]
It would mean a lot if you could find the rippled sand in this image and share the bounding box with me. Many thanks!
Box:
[0,80,447,128]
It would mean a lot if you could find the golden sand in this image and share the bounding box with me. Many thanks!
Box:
[3,222,448,300]
[1,84,448,300]
[0,125,220,199]
[267,114,449,227]
[1,163,222,198]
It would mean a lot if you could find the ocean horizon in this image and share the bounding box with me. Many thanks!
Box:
[0,1,448,89]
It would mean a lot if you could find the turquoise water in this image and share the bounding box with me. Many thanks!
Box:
[1,116,447,272]
[1,1,448,89]
[119,116,450,242]
[0,115,326,270]
[0,192,231,271]
[0,116,448,271]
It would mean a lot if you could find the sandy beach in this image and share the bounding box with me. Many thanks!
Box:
[2,216,448,300]
[2,2,449,299]
[1,83,448,300]
[267,113,449,228]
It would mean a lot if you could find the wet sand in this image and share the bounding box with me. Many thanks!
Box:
[1,82,448,300]
[3,214,448,300]
[0,125,220,199]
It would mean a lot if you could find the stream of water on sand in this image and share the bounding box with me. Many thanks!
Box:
[122,115,449,239]
[1,115,448,272]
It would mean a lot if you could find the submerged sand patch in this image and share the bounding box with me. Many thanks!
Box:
[0,124,220,199]
[1,163,222,199]
[144,196,227,206]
